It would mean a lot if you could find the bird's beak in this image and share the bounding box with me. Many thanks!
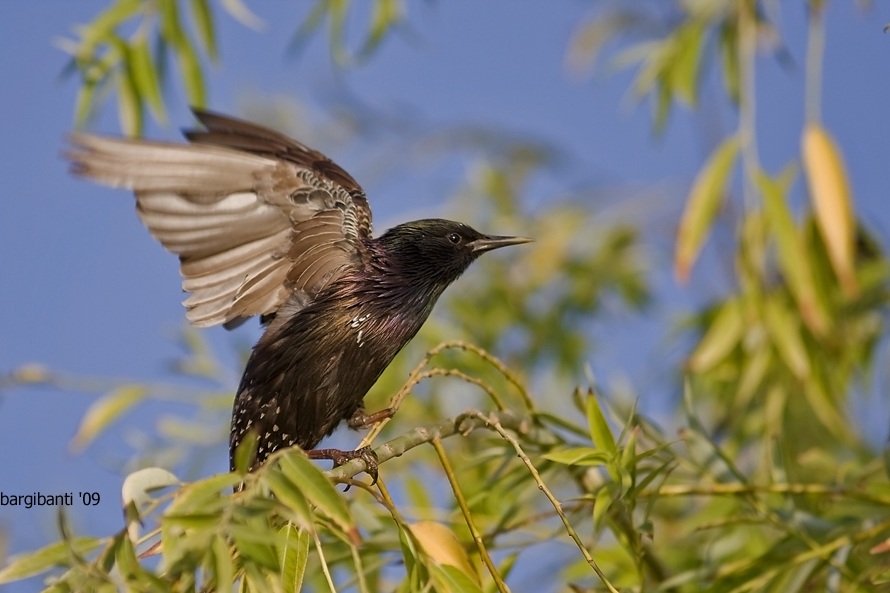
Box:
[470,235,534,253]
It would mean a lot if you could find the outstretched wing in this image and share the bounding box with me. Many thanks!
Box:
[67,110,373,328]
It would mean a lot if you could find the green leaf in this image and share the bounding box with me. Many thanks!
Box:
[79,0,142,51]
[265,470,314,529]
[232,431,257,477]
[277,523,310,593]
[719,20,740,104]
[115,532,146,581]
[127,36,165,122]
[166,473,240,516]
[212,534,235,592]
[190,0,218,60]
[757,167,830,336]
[328,0,350,65]
[737,346,771,404]
[541,447,610,467]
[361,0,401,56]
[0,537,103,583]
[288,0,329,55]
[243,560,278,593]
[405,474,434,513]
[687,298,744,372]
[619,427,638,493]
[592,486,613,531]
[431,564,485,593]
[73,81,97,127]
[177,38,205,107]
[397,525,424,592]
[159,0,183,44]
[763,296,811,380]
[163,513,222,529]
[159,0,205,107]
[670,20,705,106]
[586,388,617,456]
[279,451,353,534]
[631,38,670,98]
[71,385,146,451]
[674,135,740,282]
[803,376,852,441]
[230,524,280,571]
[95,531,120,574]
[117,60,142,136]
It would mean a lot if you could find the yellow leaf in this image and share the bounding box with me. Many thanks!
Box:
[71,385,146,451]
[0,537,103,583]
[675,136,739,282]
[408,521,480,586]
[801,124,858,297]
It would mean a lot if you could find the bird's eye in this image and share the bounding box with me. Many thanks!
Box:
[448,233,462,244]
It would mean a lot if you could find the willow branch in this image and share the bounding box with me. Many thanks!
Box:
[431,437,511,593]
[330,409,551,482]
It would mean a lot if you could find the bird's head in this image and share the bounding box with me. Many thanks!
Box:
[375,219,532,294]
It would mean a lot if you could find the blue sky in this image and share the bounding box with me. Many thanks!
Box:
[2,1,890,589]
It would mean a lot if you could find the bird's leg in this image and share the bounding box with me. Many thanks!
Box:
[307,446,380,484]
[347,406,395,429]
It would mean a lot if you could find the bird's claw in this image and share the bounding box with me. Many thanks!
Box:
[347,407,395,429]
[308,446,379,485]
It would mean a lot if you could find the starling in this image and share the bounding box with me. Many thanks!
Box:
[67,109,531,479]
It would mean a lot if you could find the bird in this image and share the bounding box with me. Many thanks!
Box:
[66,109,532,481]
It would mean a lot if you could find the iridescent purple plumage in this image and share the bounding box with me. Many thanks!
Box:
[67,110,531,479]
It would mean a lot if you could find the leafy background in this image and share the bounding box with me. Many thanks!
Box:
[2,1,890,591]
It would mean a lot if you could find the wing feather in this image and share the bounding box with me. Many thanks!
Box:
[67,110,375,328]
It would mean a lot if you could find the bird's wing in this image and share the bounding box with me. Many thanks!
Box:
[67,111,373,328]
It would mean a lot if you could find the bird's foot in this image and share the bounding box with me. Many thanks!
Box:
[347,407,395,429]
[307,446,380,485]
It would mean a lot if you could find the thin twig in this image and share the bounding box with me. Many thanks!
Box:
[481,502,588,546]
[375,478,406,525]
[312,528,337,593]
[338,478,386,504]
[0,366,227,402]
[359,359,444,447]
[348,540,370,593]
[360,366,503,449]
[359,340,532,448]
[738,0,760,210]
[430,341,534,411]
[423,368,508,411]
[713,517,890,589]
[804,1,825,124]
[459,411,619,593]
[649,482,890,506]
[329,409,553,483]
[431,437,511,593]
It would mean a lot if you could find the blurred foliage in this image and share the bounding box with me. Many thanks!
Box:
[3,0,890,591]
[288,0,406,64]
[58,0,404,135]
[575,0,890,456]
